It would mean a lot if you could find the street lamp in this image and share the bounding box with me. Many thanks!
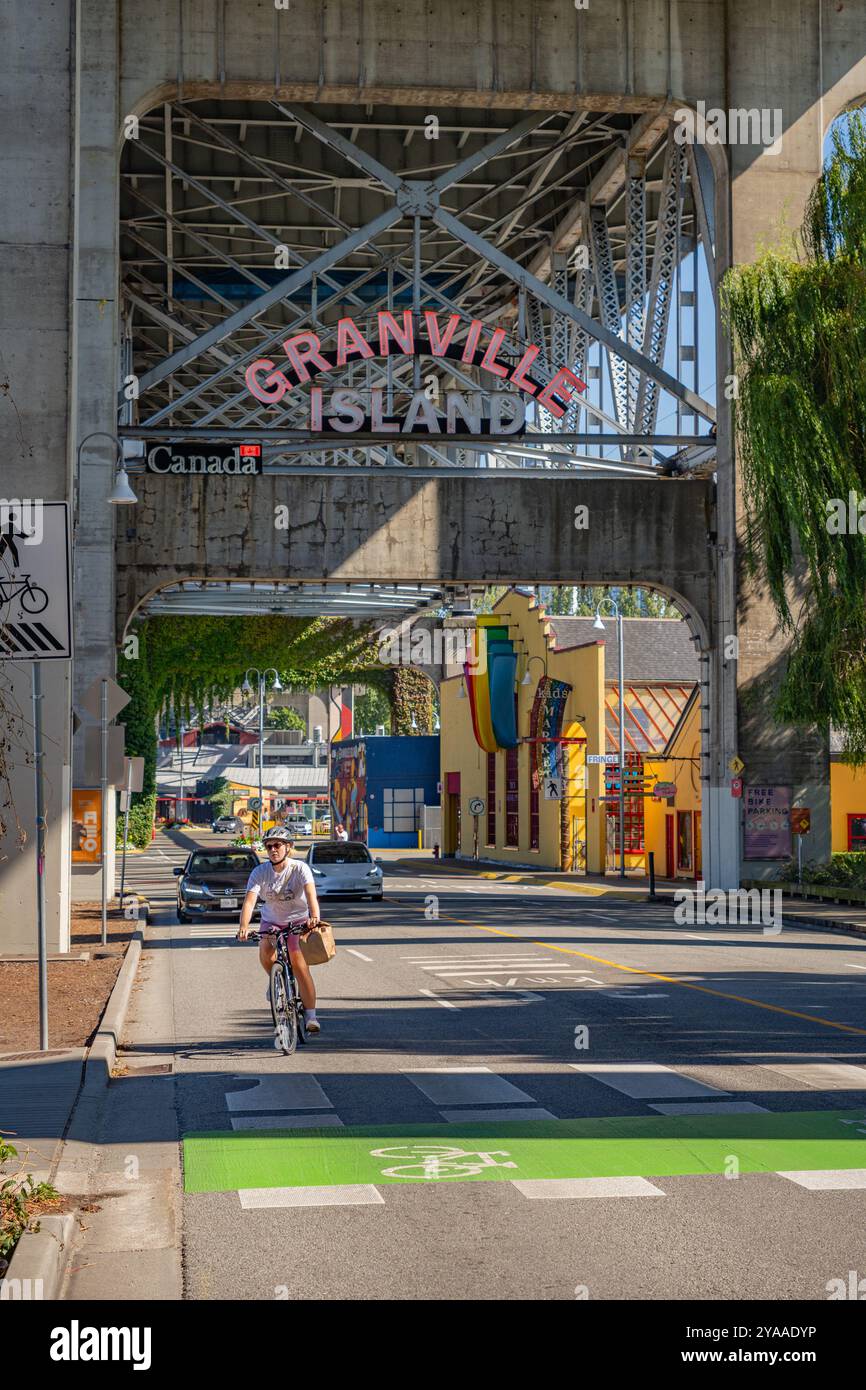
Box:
[594,599,626,879]
[75,431,138,517]
[245,668,282,833]
[178,719,186,823]
[520,654,547,687]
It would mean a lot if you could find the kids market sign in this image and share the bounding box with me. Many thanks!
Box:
[244,310,586,437]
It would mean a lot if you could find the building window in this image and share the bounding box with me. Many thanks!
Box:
[529,775,540,851]
[677,809,693,873]
[383,786,425,834]
[848,815,866,852]
[486,753,496,845]
[505,746,519,847]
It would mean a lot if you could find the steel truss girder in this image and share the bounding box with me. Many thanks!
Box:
[588,203,629,427]
[635,130,685,435]
[625,158,646,432]
[125,105,715,436]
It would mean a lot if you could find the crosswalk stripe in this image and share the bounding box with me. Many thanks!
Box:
[513,1176,666,1200]
[404,1067,537,1107]
[776,1168,866,1190]
[238,1185,383,1209]
[570,1063,728,1100]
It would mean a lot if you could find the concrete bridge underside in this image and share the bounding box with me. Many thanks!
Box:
[4,0,866,950]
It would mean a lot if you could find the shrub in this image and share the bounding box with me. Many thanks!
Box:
[0,1139,60,1260]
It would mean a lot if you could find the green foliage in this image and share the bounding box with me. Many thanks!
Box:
[722,112,866,758]
[196,776,234,818]
[774,852,866,889]
[354,684,393,734]
[266,705,307,732]
[390,667,435,734]
[0,1139,60,1259]
[116,793,157,849]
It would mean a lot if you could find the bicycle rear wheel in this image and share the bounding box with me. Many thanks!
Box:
[270,963,297,1055]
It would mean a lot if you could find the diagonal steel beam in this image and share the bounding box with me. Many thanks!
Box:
[430,112,551,192]
[588,204,628,427]
[432,206,715,424]
[272,102,402,193]
[134,204,404,399]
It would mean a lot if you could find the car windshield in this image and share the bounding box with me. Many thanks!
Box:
[188,852,257,872]
[312,844,371,865]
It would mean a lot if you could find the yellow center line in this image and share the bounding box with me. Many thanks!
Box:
[385,896,866,1037]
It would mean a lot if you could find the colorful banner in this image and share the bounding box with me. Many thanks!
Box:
[72,789,102,863]
[528,677,572,787]
[465,618,519,752]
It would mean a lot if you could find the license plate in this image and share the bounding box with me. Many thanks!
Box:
[220,897,238,909]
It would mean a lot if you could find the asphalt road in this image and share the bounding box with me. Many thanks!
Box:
[65,831,866,1302]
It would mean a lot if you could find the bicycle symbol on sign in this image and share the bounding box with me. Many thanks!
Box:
[0,574,48,616]
[369,1144,518,1181]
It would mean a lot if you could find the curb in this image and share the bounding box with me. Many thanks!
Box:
[3,1212,76,1301]
[82,927,144,1093]
[390,857,653,899]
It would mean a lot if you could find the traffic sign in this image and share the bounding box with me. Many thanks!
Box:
[728,755,745,776]
[84,725,126,785]
[0,501,72,659]
[791,806,811,835]
[468,797,485,815]
[82,675,131,723]
[544,775,564,800]
[248,797,262,810]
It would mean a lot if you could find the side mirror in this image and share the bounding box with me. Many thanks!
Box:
[375,858,383,865]
[173,866,184,876]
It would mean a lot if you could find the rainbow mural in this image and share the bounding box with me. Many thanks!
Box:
[463,616,519,751]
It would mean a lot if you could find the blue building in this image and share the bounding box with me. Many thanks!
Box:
[331,735,440,848]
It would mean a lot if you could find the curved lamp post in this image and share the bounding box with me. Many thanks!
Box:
[243,668,283,831]
[593,599,626,879]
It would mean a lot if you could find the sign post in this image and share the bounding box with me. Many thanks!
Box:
[468,797,485,861]
[791,807,811,886]
[82,675,131,946]
[118,757,145,909]
[0,502,73,1051]
[31,662,48,1051]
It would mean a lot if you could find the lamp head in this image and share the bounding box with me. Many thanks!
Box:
[108,467,138,505]
[593,614,605,631]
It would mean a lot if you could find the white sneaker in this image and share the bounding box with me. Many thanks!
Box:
[306,1017,321,1034]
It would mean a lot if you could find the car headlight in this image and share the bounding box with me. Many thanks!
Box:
[366,866,383,877]
[182,881,210,897]
[311,867,325,877]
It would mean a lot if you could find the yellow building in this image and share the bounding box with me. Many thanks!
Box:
[440,588,702,877]
[830,733,866,854]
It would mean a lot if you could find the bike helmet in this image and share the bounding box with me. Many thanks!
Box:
[262,826,294,844]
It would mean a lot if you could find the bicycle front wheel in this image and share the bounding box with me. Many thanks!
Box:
[20,584,48,615]
[270,963,297,1055]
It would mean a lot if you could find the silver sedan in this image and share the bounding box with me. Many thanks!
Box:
[306,841,384,900]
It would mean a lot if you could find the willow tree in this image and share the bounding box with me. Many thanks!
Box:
[722,112,866,758]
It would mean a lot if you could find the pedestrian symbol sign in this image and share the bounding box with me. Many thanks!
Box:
[0,502,72,660]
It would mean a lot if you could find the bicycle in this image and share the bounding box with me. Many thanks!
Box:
[0,574,48,615]
[244,927,308,1055]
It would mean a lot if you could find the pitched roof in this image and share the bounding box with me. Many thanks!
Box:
[546,615,700,682]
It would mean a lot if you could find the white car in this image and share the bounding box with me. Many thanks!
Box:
[307,841,384,900]
[282,815,313,837]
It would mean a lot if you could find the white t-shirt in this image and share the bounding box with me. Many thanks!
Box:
[245,858,315,926]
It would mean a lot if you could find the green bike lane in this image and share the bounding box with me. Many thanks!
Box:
[180,882,866,1201]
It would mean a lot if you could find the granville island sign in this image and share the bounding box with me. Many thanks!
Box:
[244,309,586,436]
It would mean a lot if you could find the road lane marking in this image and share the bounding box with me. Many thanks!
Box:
[440,1107,556,1123]
[776,1168,866,1190]
[225,1076,333,1112]
[238,1184,384,1208]
[513,1176,665,1200]
[845,963,866,970]
[346,948,373,962]
[404,1067,537,1107]
[231,1114,344,1131]
[570,1063,728,1100]
[418,989,459,1010]
[397,901,866,1036]
[649,1101,768,1115]
[760,1062,866,1089]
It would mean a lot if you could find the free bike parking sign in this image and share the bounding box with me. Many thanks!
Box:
[0,501,72,660]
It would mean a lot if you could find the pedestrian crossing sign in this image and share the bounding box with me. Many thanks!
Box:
[0,501,72,660]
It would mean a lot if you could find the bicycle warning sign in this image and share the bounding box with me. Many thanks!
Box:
[0,501,72,660]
